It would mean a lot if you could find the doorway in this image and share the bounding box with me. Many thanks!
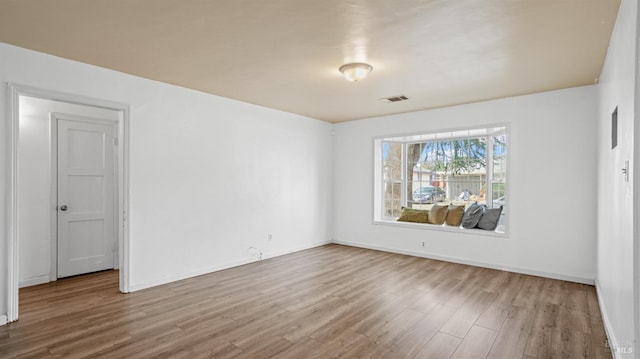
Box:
[7,85,130,322]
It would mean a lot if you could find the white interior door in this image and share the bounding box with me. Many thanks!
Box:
[57,116,116,278]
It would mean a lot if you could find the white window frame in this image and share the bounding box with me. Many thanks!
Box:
[373,125,509,235]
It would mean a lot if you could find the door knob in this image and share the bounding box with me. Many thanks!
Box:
[60,205,68,211]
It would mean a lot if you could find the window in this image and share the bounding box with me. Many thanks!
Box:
[374,126,508,233]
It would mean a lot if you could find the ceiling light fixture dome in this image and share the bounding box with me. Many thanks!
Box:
[339,62,373,82]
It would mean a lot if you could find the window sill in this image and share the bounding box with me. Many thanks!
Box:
[372,219,508,238]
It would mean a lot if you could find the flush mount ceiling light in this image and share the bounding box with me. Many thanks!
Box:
[339,62,373,82]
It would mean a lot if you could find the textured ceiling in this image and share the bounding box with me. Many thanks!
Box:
[0,0,620,122]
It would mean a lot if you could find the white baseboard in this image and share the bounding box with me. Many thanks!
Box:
[129,240,331,292]
[594,280,636,358]
[595,280,620,359]
[19,275,51,288]
[333,239,595,285]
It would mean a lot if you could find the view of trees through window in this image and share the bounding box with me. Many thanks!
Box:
[379,127,507,228]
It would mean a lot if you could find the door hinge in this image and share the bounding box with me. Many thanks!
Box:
[113,137,118,145]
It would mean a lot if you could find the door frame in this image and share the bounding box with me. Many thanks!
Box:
[6,83,131,322]
[635,1,640,351]
[50,113,119,280]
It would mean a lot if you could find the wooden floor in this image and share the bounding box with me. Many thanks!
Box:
[1,244,611,358]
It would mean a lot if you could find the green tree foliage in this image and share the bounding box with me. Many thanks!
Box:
[421,138,487,175]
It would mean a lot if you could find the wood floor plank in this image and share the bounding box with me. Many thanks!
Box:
[409,277,462,313]
[450,325,498,359]
[279,296,349,342]
[475,272,525,331]
[355,288,424,337]
[513,275,545,308]
[230,334,294,358]
[315,329,372,358]
[475,267,510,292]
[3,244,611,358]
[487,306,535,359]
[538,278,564,305]
[273,336,327,359]
[414,332,461,358]
[337,331,377,359]
[349,291,417,337]
[91,326,185,358]
[586,288,612,358]
[375,303,457,358]
[190,341,243,359]
[366,308,427,349]
[523,303,560,358]
[440,289,496,338]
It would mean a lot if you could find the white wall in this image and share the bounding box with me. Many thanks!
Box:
[0,42,333,316]
[333,85,598,283]
[596,0,637,356]
[18,96,121,287]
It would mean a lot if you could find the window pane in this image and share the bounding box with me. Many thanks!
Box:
[383,142,403,217]
[491,182,506,231]
[416,138,487,205]
[491,182,506,207]
[493,133,507,179]
[449,176,486,205]
[383,182,402,217]
[383,142,402,181]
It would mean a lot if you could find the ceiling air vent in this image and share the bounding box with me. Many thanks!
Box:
[380,95,409,103]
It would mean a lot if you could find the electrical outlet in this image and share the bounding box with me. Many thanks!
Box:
[268,233,273,241]
[421,241,425,247]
